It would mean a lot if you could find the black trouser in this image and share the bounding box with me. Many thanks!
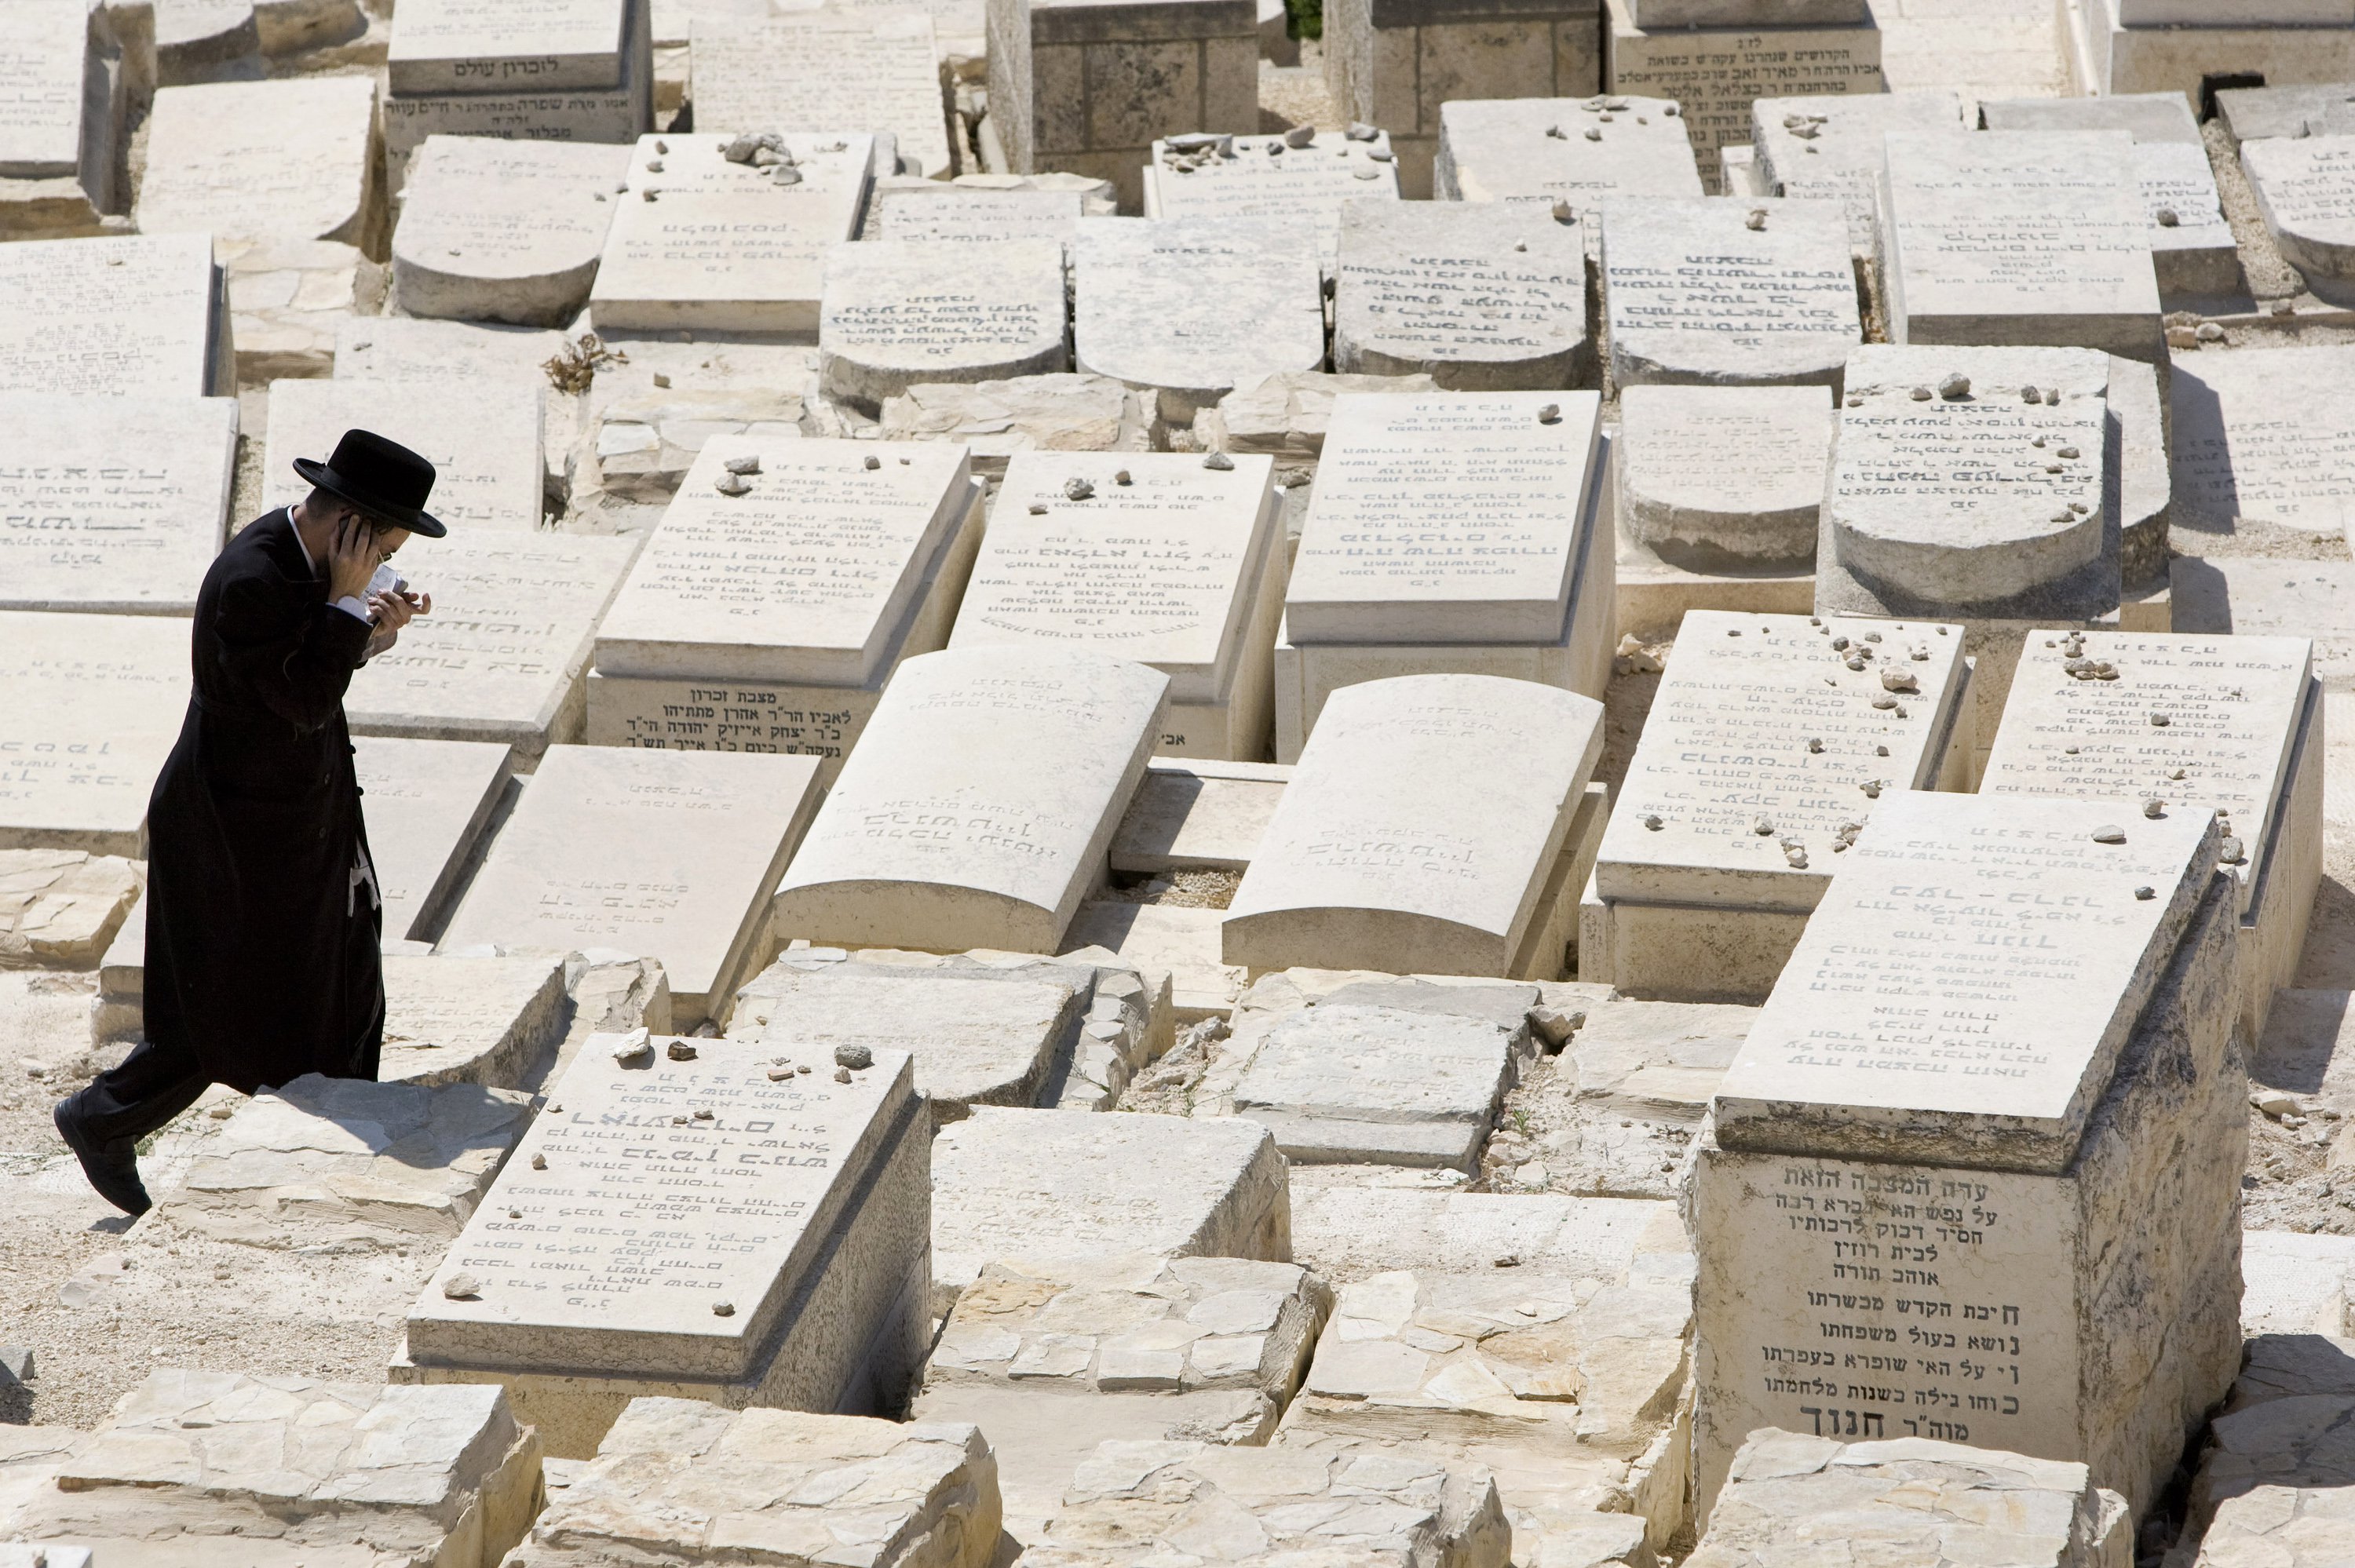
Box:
[67,1034,213,1147]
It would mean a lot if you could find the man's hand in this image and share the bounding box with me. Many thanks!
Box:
[326,511,377,601]
[363,588,429,660]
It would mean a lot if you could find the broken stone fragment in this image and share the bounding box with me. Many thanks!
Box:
[1584,127,1602,141]
[1880,669,1918,694]
[864,455,881,469]
[1283,125,1315,148]
[667,1041,698,1061]
[834,1066,852,1083]
[2151,713,2171,727]
[2142,798,2166,819]
[834,1044,874,1070]
[1027,503,1048,515]
[1641,813,1663,830]
[1114,469,1133,485]
[714,473,750,497]
[2156,207,2179,227]
[1784,847,1809,869]
[613,1029,655,1064]
[1203,451,1235,471]
[443,1271,482,1300]
[2135,885,2155,900]
[724,454,760,476]
[2090,826,2127,844]
[531,1154,548,1169]
[1345,122,1378,140]
[1938,373,1970,399]
[1751,816,1775,836]
[713,1300,735,1316]
[2021,385,2043,403]
[1746,208,1767,230]
[1526,1005,1583,1048]
[1537,403,1561,424]
[2221,837,2247,865]
[1546,125,1566,140]
[1064,476,1095,500]
[1910,385,1932,400]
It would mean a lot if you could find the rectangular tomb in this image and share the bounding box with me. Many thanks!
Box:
[586,437,981,784]
[1435,95,1703,210]
[1331,198,1591,391]
[691,13,955,180]
[0,232,228,398]
[1142,129,1400,252]
[0,0,124,239]
[2168,345,2355,551]
[1585,610,1970,1005]
[396,1036,930,1458]
[1225,673,1605,978]
[352,735,514,945]
[1980,630,2323,1047]
[0,611,188,855]
[947,451,1283,761]
[1600,195,1860,390]
[771,646,1169,954]
[437,745,824,1022]
[1694,790,2246,1521]
[264,376,545,534]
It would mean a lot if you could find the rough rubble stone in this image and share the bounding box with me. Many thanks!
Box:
[878,374,1149,481]
[0,851,141,970]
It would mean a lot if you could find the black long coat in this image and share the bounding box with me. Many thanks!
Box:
[144,509,385,1094]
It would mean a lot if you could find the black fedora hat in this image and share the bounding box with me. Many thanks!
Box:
[291,428,447,538]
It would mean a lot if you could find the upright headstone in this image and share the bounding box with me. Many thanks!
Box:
[1323,1,1605,196]
[1616,384,1831,572]
[1275,391,1612,756]
[0,394,236,616]
[690,13,953,180]
[1750,90,1959,245]
[988,0,1258,210]
[438,745,824,1019]
[2167,345,2355,549]
[1584,609,1969,1002]
[1331,198,1590,390]
[1693,792,2244,1519]
[1225,673,1605,977]
[1437,95,1703,213]
[772,647,1169,954]
[343,531,641,757]
[389,136,628,326]
[0,232,228,398]
[1879,129,2163,363]
[818,238,1069,407]
[1142,129,1400,252]
[1601,195,1860,388]
[134,76,381,250]
[1071,217,1326,423]
[0,0,125,237]
[860,182,1084,244]
[0,611,189,855]
[352,736,515,945]
[1606,2,1886,193]
[588,131,875,334]
[264,377,546,534]
[2243,135,2355,304]
[1981,630,2322,1044]
[948,451,1283,760]
[396,1037,929,1457]
[586,437,981,780]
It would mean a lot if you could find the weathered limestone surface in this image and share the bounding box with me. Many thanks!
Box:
[931,1108,1291,1303]
[1333,198,1590,390]
[0,611,188,856]
[507,1399,1001,1568]
[380,953,569,1088]
[1194,370,1441,466]
[2244,134,2355,305]
[1143,129,1400,250]
[2174,560,2355,692]
[352,735,514,947]
[1689,1429,2129,1568]
[772,648,1168,955]
[862,182,1085,244]
[1601,196,1860,389]
[1437,95,1700,210]
[390,136,627,327]
[2184,1387,2355,1568]
[690,13,953,180]
[1751,91,1959,243]
[0,232,227,399]
[820,238,1069,406]
[134,76,379,250]
[878,374,1149,481]
[2169,346,2355,549]
[1615,386,1831,571]
[1112,757,1287,874]
[0,0,126,238]
[1331,24,1608,199]
[0,850,141,970]
[265,374,546,534]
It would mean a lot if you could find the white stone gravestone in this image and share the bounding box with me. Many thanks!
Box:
[948,451,1283,761]
[0,0,123,238]
[0,610,188,855]
[1750,91,1960,246]
[818,238,1069,407]
[0,232,228,398]
[2243,135,2355,305]
[1142,129,1400,253]
[860,182,1084,244]
[1331,198,1590,390]
[352,735,514,945]
[1437,95,1703,210]
[264,377,545,535]
[438,744,823,1021]
[1225,673,1605,978]
[390,136,629,327]
[0,393,236,617]
[2172,558,2355,694]
[396,1036,929,1458]
[1616,384,1831,573]
[586,436,980,782]
[1601,195,1860,389]
[135,76,381,250]
[1583,609,1970,1004]
[2169,345,2355,549]
[690,13,953,180]
[772,647,1169,954]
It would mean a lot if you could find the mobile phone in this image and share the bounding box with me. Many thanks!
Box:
[367,562,407,599]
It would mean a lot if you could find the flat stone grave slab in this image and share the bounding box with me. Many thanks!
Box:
[0,232,225,397]
[390,135,629,328]
[1750,92,1961,243]
[380,952,568,1088]
[2218,81,2355,146]
[388,0,630,93]
[2244,134,2355,304]
[689,13,952,180]
[1231,1001,1535,1169]
[1287,391,1603,645]
[1437,96,1703,210]
[1194,368,1438,461]
[1331,198,1589,390]
[0,392,235,616]
[2173,557,2355,691]
[396,1036,929,1458]
[878,374,1148,483]
[1142,129,1399,251]
[509,1400,1000,1568]
[2134,139,2240,300]
[588,130,874,334]
[948,451,1280,761]
[1601,195,1859,389]
[1979,90,2200,145]
[0,611,188,856]
[2183,1388,2355,1568]
[817,237,1068,406]
[152,1071,535,1249]
[0,0,114,235]
[1879,129,2162,362]
[1225,673,1604,977]
[2169,345,2355,548]
[727,958,1083,1122]
[1616,384,1831,572]
[1590,610,1968,1002]
[860,183,1083,244]
[9,1373,540,1568]
[133,76,378,250]
[772,647,1167,954]
[1981,629,2320,1039]
[1819,345,2116,620]
[1695,789,2244,1515]
[439,745,823,1020]
[264,375,544,533]
[1071,216,1326,423]
[334,314,572,389]
[586,436,977,778]
[343,531,640,756]
[351,735,513,945]
[930,1107,1289,1303]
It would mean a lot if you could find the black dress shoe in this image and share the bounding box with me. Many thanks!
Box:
[52,1096,152,1217]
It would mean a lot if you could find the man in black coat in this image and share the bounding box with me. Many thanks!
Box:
[53,430,444,1216]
